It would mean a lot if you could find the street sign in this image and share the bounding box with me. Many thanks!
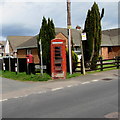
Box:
[35,65,46,70]
[81,33,87,40]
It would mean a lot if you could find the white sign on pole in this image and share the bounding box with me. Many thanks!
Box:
[35,65,47,70]
[81,33,87,40]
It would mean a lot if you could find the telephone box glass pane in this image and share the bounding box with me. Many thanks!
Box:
[54,46,62,73]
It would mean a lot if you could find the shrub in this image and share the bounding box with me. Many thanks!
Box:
[66,48,78,72]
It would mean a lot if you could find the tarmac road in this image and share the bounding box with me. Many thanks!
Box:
[1,69,119,118]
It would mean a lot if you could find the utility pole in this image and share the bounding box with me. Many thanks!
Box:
[39,39,43,75]
[67,0,72,74]
[80,37,86,75]
[76,26,85,75]
[9,54,11,71]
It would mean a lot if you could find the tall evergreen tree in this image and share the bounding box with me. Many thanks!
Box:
[83,2,104,69]
[37,17,55,73]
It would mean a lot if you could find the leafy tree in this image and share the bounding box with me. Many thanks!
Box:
[83,2,104,69]
[37,17,55,73]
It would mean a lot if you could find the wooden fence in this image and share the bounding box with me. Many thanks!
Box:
[2,58,27,72]
[0,59,3,70]
[75,57,120,73]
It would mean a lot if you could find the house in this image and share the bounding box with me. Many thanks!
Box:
[4,36,33,57]
[0,41,6,57]
[5,27,120,63]
[17,36,39,63]
[16,28,82,63]
[101,28,120,59]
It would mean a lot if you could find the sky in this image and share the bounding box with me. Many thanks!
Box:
[0,0,119,41]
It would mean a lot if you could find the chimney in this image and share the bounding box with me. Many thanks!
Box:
[76,25,81,30]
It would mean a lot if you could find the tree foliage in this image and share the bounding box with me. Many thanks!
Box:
[83,2,104,69]
[66,48,78,72]
[37,17,55,73]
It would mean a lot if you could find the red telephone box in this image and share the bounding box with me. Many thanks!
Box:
[51,39,67,79]
[26,54,34,63]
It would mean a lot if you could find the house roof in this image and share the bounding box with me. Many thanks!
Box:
[101,28,120,46]
[15,28,120,50]
[55,28,82,46]
[17,36,38,49]
[7,36,33,51]
[0,41,6,46]
[17,28,82,49]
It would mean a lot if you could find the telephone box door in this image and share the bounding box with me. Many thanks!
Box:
[51,39,66,79]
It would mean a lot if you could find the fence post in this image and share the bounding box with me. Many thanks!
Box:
[17,58,19,73]
[9,57,11,71]
[99,57,103,71]
[15,62,17,74]
[116,57,119,69]
[2,58,5,72]
[81,57,83,74]
[3,58,5,72]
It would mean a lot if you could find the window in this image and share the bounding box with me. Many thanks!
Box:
[27,49,32,55]
[74,46,81,55]
[74,46,81,51]
[108,47,112,53]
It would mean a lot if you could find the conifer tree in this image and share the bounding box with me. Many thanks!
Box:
[37,17,55,73]
[83,2,104,69]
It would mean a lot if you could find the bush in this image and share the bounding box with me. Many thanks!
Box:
[66,48,78,72]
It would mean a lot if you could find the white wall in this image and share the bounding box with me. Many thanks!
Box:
[4,40,9,54]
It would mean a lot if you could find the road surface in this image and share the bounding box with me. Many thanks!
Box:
[2,70,118,118]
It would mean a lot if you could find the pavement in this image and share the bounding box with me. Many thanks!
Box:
[1,69,119,101]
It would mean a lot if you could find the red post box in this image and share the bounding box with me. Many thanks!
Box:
[26,54,34,63]
[51,39,67,79]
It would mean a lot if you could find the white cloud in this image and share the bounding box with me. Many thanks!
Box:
[0,36,6,41]
[0,1,119,39]
[2,2,36,26]
[1,2,66,29]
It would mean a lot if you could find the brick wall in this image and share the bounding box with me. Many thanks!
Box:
[101,47,108,59]
[101,46,120,59]
[17,48,39,64]
[108,46,120,59]
[17,49,26,58]
[55,33,68,46]
[32,48,39,64]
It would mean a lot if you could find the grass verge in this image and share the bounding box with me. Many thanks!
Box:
[0,71,51,82]
[66,72,81,79]
[86,67,119,74]
[0,70,82,81]
[0,67,119,82]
